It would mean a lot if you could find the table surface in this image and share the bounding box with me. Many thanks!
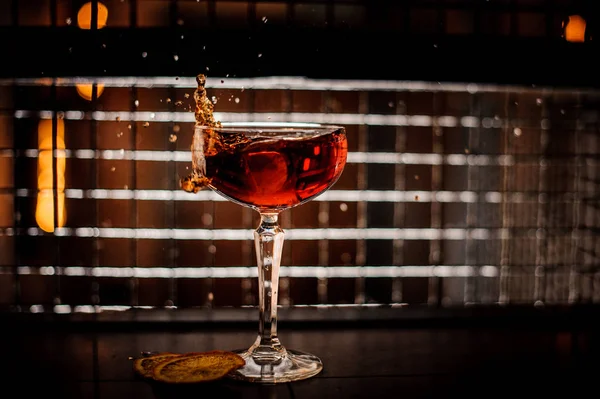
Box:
[2,306,599,398]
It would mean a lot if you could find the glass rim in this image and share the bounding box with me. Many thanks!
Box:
[195,121,345,134]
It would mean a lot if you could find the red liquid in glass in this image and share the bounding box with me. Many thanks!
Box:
[204,129,347,211]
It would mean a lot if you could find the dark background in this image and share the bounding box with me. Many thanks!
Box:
[0,0,599,86]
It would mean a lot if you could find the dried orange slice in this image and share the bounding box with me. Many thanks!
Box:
[152,351,245,384]
[133,352,180,378]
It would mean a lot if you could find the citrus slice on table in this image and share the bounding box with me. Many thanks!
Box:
[133,352,180,378]
[152,351,245,384]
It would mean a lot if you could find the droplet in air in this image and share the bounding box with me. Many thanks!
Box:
[513,127,522,137]
[177,19,184,26]
[115,116,121,122]
[110,167,116,172]
[173,125,180,133]
[414,175,420,180]
[173,54,179,61]
[211,96,218,104]
[234,97,240,103]
[536,98,543,105]
[184,93,190,99]
[134,100,139,107]
[388,101,394,108]
[142,52,147,58]
[127,124,132,130]
[258,53,262,58]
[143,122,150,128]
[414,195,420,201]
[150,113,156,119]
[262,16,268,23]
[169,134,177,143]
[116,132,123,137]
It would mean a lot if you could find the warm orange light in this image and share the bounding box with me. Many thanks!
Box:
[564,15,586,43]
[36,119,67,233]
[75,83,105,101]
[77,1,108,30]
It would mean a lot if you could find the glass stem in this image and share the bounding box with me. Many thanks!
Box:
[251,212,285,362]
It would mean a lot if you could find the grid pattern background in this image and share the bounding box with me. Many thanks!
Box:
[1,77,599,312]
[0,0,598,313]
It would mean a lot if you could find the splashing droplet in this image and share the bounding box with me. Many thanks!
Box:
[115,116,121,122]
[169,134,177,143]
[211,96,218,104]
[513,127,522,137]
[143,122,150,128]
[184,93,190,99]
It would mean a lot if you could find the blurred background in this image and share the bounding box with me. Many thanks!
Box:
[0,0,599,313]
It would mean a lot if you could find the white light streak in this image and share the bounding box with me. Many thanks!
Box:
[1,76,587,95]
[5,265,499,279]
[13,226,509,240]
[6,147,516,167]
[7,188,573,205]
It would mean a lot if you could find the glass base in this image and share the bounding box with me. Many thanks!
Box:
[228,347,323,384]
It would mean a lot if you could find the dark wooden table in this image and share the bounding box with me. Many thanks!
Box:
[2,306,599,398]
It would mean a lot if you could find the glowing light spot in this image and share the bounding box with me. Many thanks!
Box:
[564,15,586,43]
[36,119,67,233]
[76,84,105,101]
[77,2,108,30]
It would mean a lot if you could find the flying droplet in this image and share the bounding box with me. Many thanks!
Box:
[143,122,150,128]
[173,125,180,133]
[115,116,121,122]
[513,127,522,137]
[66,18,72,25]
[173,54,179,61]
[134,100,139,107]
[142,52,147,58]
[110,167,116,172]
[234,97,240,103]
[169,134,177,143]
[211,96,218,104]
